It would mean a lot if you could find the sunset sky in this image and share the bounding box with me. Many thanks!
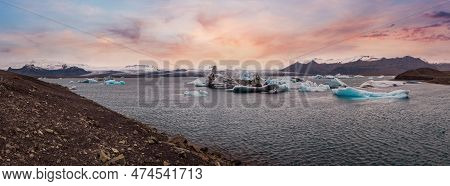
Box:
[0,0,449,69]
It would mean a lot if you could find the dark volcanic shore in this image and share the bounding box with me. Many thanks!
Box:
[395,68,450,85]
[0,70,236,166]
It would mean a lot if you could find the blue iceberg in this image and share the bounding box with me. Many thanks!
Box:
[332,87,409,99]
[104,80,126,85]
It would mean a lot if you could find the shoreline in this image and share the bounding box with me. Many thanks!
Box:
[0,70,239,166]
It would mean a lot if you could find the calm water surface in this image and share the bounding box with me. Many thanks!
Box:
[46,77,450,165]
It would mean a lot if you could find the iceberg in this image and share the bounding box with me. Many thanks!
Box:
[298,81,330,92]
[354,75,365,78]
[324,75,335,79]
[265,77,290,93]
[69,86,77,90]
[239,71,253,81]
[104,80,126,85]
[231,84,288,94]
[360,80,404,88]
[187,78,207,87]
[314,75,324,79]
[231,85,261,93]
[184,90,208,97]
[291,77,303,83]
[273,84,289,93]
[325,78,347,89]
[332,87,409,99]
[78,79,98,83]
[265,77,290,85]
[335,74,351,79]
[377,75,385,79]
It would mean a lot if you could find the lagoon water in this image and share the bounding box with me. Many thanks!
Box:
[46,77,450,165]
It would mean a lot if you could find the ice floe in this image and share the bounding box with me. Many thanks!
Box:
[273,84,289,93]
[325,78,347,89]
[78,79,98,83]
[298,81,330,92]
[231,83,289,94]
[314,75,324,79]
[187,78,207,87]
[265,77,290,85]
[104,80,126,85]
[184,90,208,97]
[332,87,409,99]
[239,71,253,81]
[359,80,404,88]
[291,77,303,83]
[335,74,351,79]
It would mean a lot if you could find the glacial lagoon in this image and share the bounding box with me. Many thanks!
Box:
[46,77,450,165]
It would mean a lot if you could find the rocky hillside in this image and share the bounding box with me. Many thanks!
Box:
[281,56,439,76]
[394,68,450,85]
[0,70,235,165]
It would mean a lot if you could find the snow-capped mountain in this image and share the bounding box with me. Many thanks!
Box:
[281,56,438,76]
[119,64,159,75]
[293,56,381,64]
[7,63,90,77]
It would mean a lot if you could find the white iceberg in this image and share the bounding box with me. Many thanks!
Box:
[324,75,335,79]
[325,78,347,89]
[265,77,290,85]
[184,90,208,97]
[332,87,409,99]
[231,84,289,94]
[354,75,365,78]
[265,78,290,93]
[360,80,404,88]
[187,78,207,87]
[69,80,75,84]
[69,86,77,90]
[239,71,253,81]
[104,80,126,85]
[298,81,330,92]
[377,75,385,79]
[272,84,289,93]
[78,79,98,83]
[335,74,351,79]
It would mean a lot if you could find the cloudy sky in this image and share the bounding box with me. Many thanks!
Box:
[0,0,449,68]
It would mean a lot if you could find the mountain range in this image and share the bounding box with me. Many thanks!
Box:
[281,56,450,76]
[5,56,450,78]
[7,64,90,78]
